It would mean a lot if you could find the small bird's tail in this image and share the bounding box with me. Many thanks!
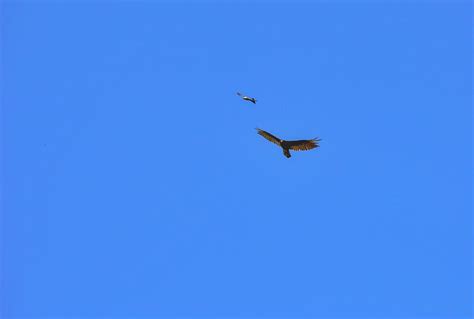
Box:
[283,148,291,158]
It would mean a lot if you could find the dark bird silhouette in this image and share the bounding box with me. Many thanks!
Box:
[237,92,257,104]
[256,128,321,158]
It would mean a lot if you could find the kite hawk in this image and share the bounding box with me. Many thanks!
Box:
[256,128,321,158]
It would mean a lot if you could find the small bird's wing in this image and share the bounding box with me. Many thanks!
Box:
[256,128,282,146]
[286,138,321,151]
[237,92,256,101]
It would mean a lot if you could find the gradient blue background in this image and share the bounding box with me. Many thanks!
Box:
[1,1,472,318]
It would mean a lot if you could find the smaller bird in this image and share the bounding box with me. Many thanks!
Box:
[237,92,257,104]
[256,128,321,158]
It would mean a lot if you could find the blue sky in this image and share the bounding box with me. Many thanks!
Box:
[1,1,472,318]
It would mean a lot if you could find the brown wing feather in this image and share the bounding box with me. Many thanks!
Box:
[256,129,282,146]
[286,138,321,151]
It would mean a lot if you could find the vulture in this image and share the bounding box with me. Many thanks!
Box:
[256,128,321,158]
[237,92,257,104]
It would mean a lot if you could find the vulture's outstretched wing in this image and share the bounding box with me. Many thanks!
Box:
[256,129,282,146]
[286,138,321,151]
[236,92,243,97]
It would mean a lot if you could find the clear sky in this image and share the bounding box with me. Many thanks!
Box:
[1,1,472,318]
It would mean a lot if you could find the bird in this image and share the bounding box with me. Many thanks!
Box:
[256,128,321,158]
[237,92,257,104]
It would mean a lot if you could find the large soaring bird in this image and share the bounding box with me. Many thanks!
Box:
[237,92,257,104]
[256,128,321,158]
